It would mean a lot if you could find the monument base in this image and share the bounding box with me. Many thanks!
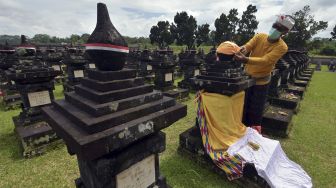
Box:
[262,105,294,137]
[63,82,78,92]
[269,92,301,113]
[294,80,308,88]
[2,93,21,110]
[285,84,305,98]
[155,85,189,101]
[74,132,169,188]
[13,116,59,157]
[179,126,269,188]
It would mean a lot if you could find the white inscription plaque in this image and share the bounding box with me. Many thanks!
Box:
[165,73,173,82]
[89,64,96,69]
[28,90,51,107]
[147,65,152,71]
[74,70,84,78]
[194,69,200,76]
[52,65,61,71]
[116,155,155,188]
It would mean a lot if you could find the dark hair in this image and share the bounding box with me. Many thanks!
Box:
[217,53,234,61]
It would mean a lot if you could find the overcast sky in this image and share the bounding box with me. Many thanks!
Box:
[0,0,335,39]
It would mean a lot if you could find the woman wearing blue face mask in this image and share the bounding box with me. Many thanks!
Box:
[234,15,295,134]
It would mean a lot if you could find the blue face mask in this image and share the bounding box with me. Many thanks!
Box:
[268,28,282,40]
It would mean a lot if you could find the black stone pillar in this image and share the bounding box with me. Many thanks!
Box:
[150,51,189,100]
[6,62,61,157]
[62,50,88,92]
[42,3,187,188]
[178,50,203,90]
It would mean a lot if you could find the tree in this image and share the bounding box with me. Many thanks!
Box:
[285,5,328,48]
[236,5,258,45]
[80,33,90,43]
[208,31,216,46]
[195,24,210,47]
[214,9,239,44]
[171,11,197,49]
[70,34,81,44]
[32,34,51,44]
[331,25,336,40]
[149,21,174,48]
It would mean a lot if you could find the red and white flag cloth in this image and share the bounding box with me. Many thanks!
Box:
[84,43,129,53]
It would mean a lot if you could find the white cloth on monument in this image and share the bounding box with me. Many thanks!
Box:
[227,128,312,188]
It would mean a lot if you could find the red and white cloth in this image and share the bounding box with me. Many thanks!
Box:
[84,43,129,53]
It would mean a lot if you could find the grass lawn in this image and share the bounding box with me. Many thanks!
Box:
[0,66,335,188]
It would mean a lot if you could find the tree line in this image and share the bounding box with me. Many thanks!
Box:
[149,5,333,50]
[0,5,334,53]
[150,5,258,48]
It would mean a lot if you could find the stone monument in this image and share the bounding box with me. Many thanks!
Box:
[6,60,61,157]
[42,3,187,187]
[150,48,189,100]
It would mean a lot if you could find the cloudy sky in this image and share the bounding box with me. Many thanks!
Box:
[0,0,335,39]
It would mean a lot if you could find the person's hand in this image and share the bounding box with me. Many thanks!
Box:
[234,51,248,64]
[240,46,247,54]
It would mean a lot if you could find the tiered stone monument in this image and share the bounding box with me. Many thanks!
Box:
[44,47,64,83]
[178,47,203,90]
[138,47,155,81]
[281,51,306,98]
[42,3,187,187]
[125,48,140,70]
[262,68,296,137]
[286,51,309,88]
[0,44,21,109]
[262,50,313,137]
[150,48,189,100]
[6,60,61,157]
[179,55,258,184]
[63,48,88,92]
[204,46,217,64]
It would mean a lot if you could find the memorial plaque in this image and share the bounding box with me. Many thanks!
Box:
[194,69,200,76]
[116,155,155,188]
[52,65,61,71]
[74,70,84,78]
[89,63,96,69]
[165,73,173,82]
[147,65,152,71]
[28,90,51,107]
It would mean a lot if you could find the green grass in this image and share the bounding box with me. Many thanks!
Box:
[1,70,335,187]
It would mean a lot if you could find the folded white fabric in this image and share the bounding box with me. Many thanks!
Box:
[227,128,312,188]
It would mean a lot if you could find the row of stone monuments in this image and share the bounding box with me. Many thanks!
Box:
[0,3,315,187]
[179,48,313,186]
[262,50,313,137]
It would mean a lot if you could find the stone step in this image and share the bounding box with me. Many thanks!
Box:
[268,95,301,112]
[285,85,305,98]
[87,69,136,81]
[42,102,187,160]
[197,74,245,83]
[81,77,144,92]
[65,91,163,117]
[191,78,255,96]
[294,80,308,88]
[262,105,294,137]
[74,84,153,104]
[13,116,59,158]
[53,96,176,134]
